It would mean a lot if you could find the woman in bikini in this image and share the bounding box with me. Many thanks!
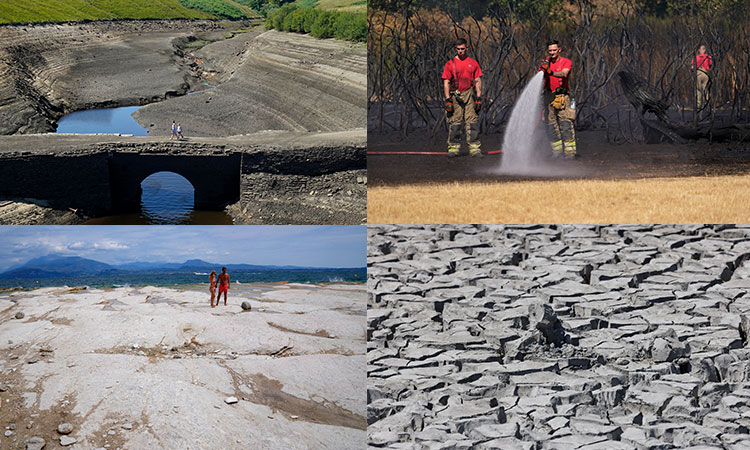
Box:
[209,270,217,307]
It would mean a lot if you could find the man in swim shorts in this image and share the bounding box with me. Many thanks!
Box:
[217,267,230,306]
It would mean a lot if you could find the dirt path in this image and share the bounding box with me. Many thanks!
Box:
[0,129,365,155]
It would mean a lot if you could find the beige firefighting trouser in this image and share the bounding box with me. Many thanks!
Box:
[546,92,576,156]
[697,69,709,108]
[446,89,480,154]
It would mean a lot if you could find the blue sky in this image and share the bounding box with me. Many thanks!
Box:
[0,226,365,271]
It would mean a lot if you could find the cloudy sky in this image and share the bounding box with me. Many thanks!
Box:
[0,226,365,271]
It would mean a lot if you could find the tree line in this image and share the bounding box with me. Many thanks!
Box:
[266,4,366,41]
[368,0,750,140]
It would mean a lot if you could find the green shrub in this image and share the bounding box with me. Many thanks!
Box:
[178,0,247,19]
[281,10,296,30]
[333,11,366,41]
[288,9,305,32]
[310,10,336,38]
[265,4,365,42]
[301,8,320,32]
[266,3,299,29]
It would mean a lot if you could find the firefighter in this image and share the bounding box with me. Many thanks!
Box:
[692,44,712,109]
[441,38,483,157]
[539,40,576,158]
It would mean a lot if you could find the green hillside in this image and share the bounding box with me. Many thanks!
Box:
[315,0,366,13]
[0,0,257,24]
[259,0,366,42]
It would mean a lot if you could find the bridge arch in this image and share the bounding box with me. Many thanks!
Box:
[108,153,241,214]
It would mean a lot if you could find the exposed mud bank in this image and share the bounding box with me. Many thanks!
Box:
[0,130,366,225]
[0,20,245,135]
[0,22,366,137]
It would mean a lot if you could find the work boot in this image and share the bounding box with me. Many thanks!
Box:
[563,141,577,159]
[551,140,563,158]
[468,142,482,157]
[448,143,460,158]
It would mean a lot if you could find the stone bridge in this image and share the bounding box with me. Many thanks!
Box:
[108,153,242,212]
[0,131,366,224]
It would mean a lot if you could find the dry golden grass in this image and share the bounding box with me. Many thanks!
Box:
[368,174,750,224]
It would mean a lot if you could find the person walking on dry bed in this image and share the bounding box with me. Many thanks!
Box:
[217,267,230,306]
[539,40,577,158]
[170,120,178,140]
[442,38,483,158]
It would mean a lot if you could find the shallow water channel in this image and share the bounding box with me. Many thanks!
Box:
[84,172,234,225]
[57,105,233,224]
[56,106,149,136]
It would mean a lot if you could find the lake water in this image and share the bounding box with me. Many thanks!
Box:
[83,210,234,225]
[56,106,148,136]
[141,171,194,224]
[0,269,367,290]
[83,171,234,225]
[57,105,232,224]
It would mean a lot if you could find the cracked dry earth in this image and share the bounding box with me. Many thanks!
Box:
[0,283,365,449]
[367,224,750,449]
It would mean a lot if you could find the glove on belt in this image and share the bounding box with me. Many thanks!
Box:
[552,94,566,110]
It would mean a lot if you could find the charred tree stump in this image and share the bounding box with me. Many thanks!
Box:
[619,70,750,143]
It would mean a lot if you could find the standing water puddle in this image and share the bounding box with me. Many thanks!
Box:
[56,106,148,136]
[141,172,194,224]
[83,172,233,225]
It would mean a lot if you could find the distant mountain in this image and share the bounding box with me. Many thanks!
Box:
[113,262,170,271]
[0,255,360,279]
[0,255,114,278]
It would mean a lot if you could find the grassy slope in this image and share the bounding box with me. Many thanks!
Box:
[301,0,366,13]
[0,0,214,24]
[368,175,750,223]
[222,0,261,18]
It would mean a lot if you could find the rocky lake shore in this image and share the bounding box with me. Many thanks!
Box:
[0,282,365,449]
[0,21,366,225]
[0,21,365,136]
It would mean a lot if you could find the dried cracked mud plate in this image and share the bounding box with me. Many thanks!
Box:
[368,224,750,449]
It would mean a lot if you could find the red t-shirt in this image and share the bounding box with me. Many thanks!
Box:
[442,56,482,92]
[541,57,572,92]
[695,54,712,71]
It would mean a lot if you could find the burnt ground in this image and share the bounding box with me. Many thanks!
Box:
[368,130,750,185]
